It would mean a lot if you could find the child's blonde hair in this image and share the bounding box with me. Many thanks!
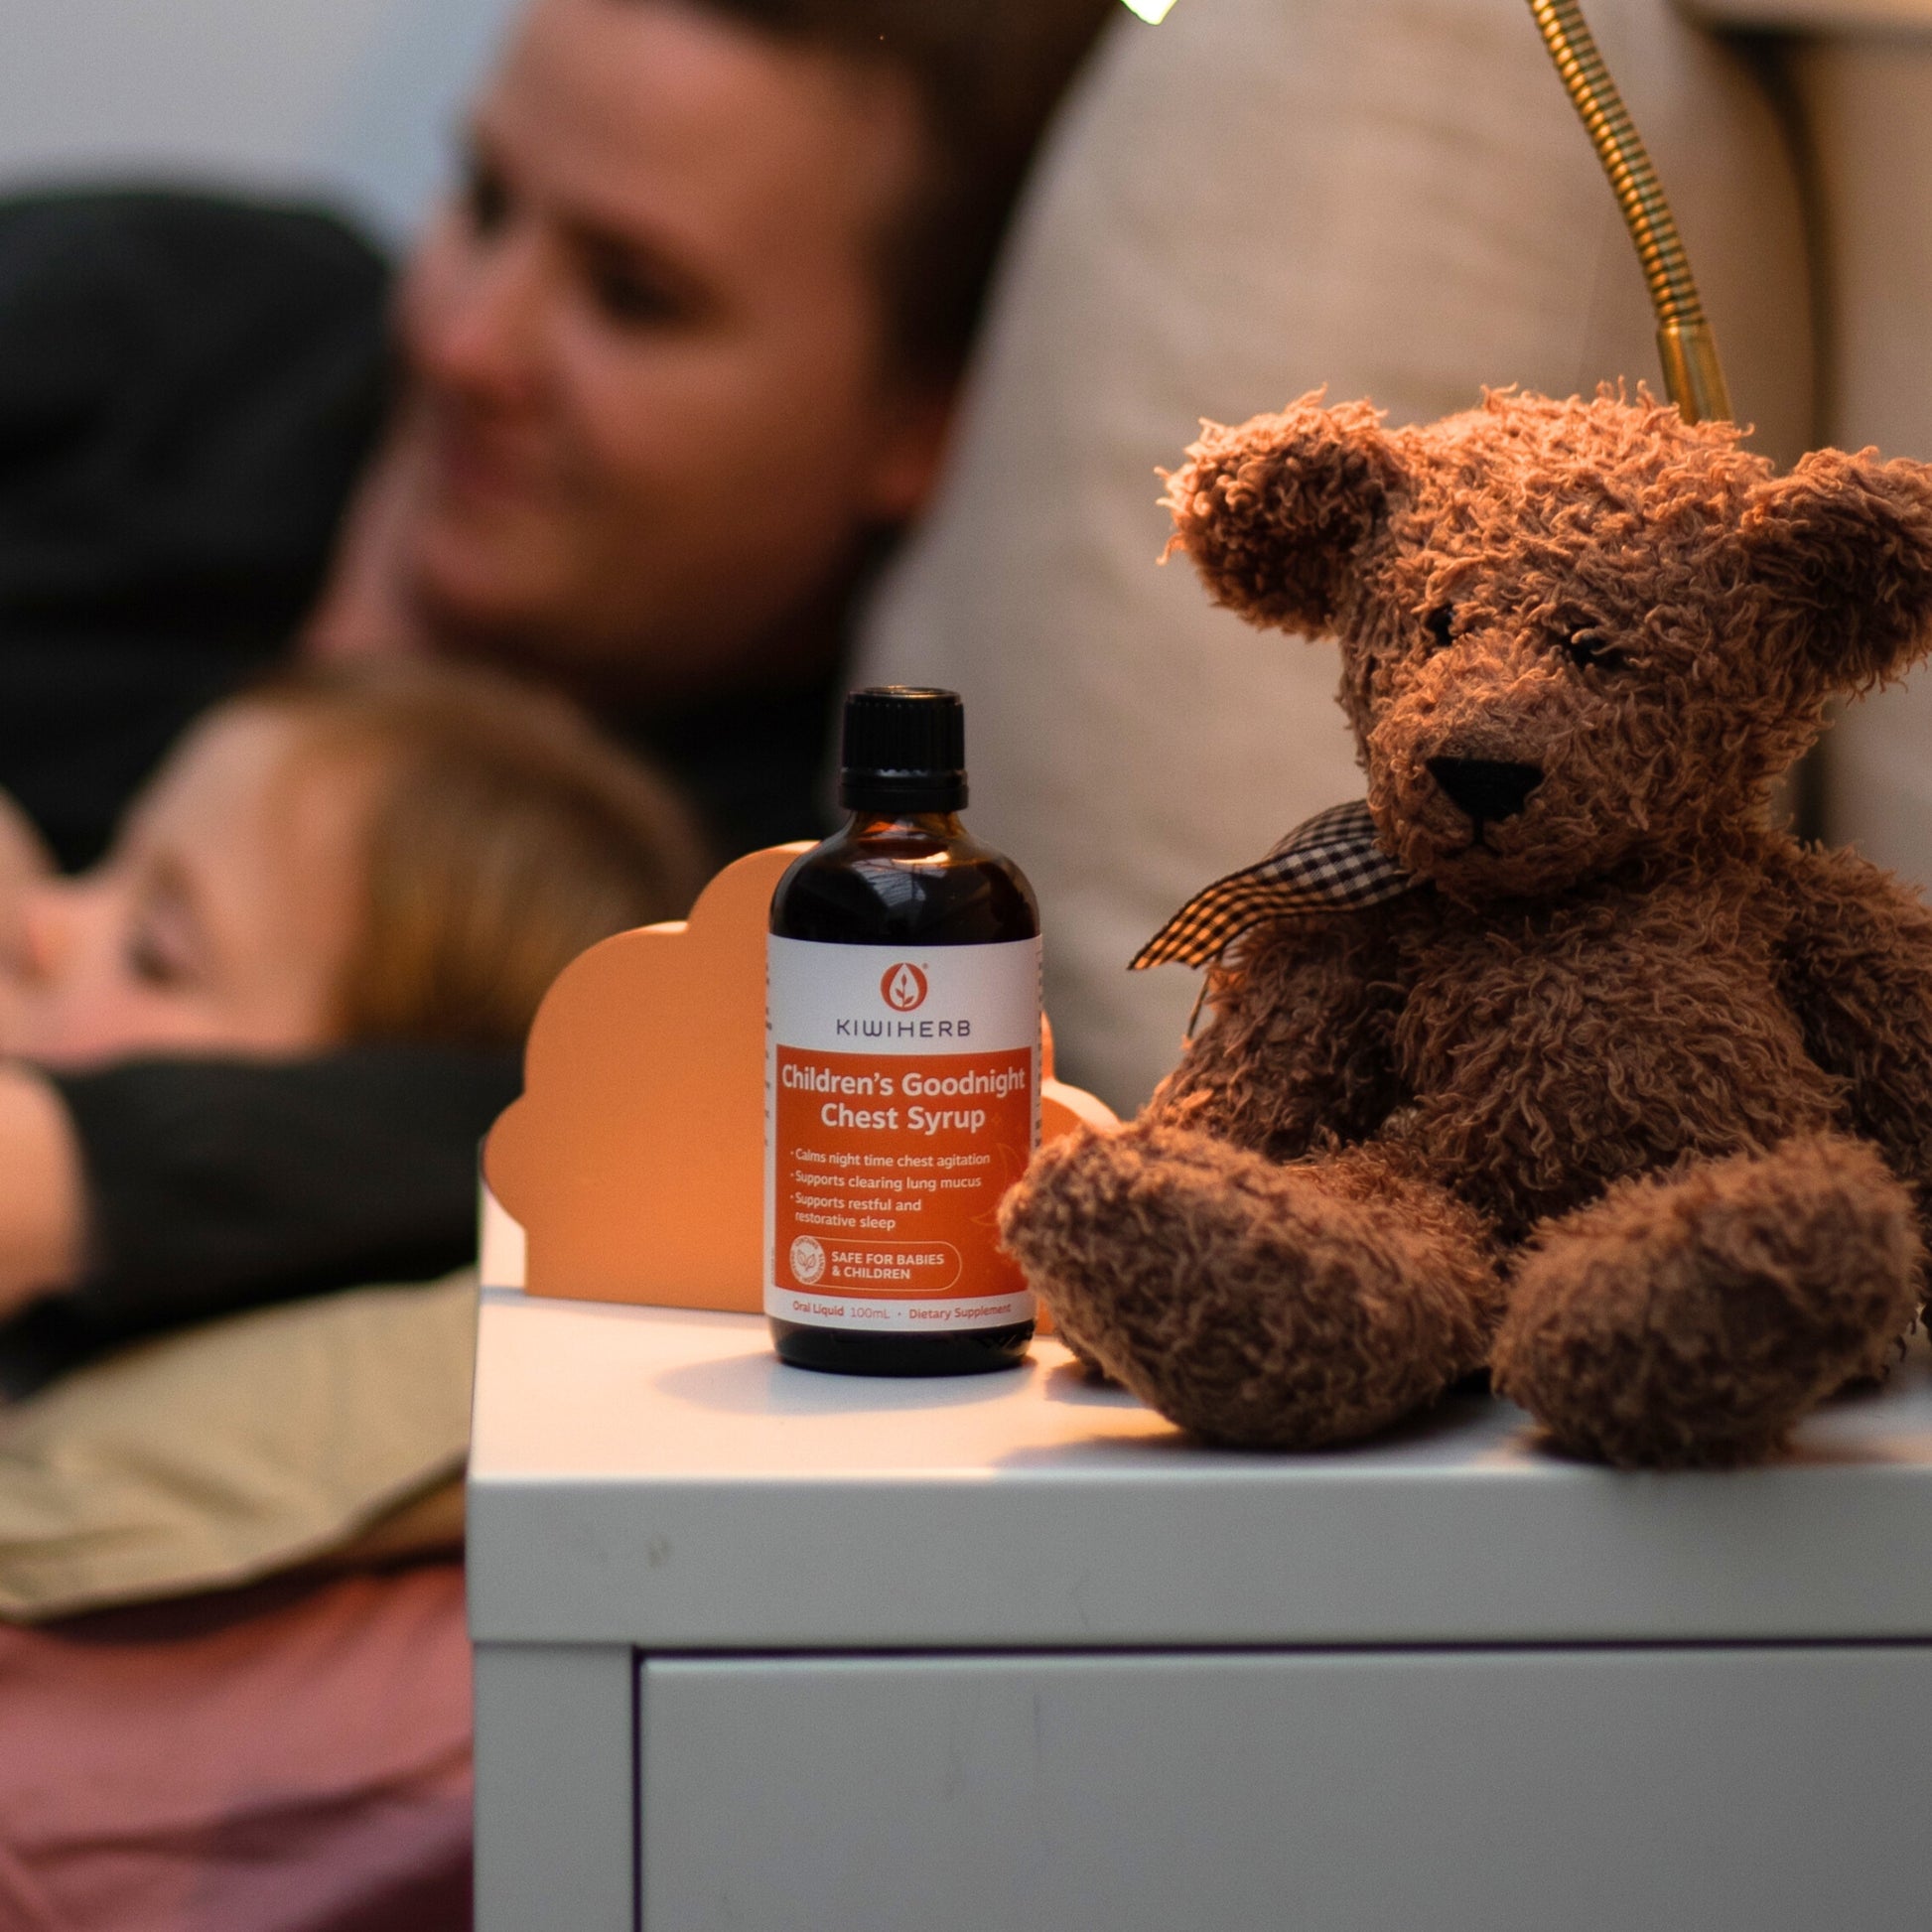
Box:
[245,661,711,1048]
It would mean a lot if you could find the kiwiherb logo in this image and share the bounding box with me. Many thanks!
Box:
[880,963,928,1012]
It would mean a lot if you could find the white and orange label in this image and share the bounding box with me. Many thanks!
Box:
[765,935,1040,1331]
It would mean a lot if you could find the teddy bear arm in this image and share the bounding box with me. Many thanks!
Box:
[1144,916,1405,1155]
[1769,846,1932,1207]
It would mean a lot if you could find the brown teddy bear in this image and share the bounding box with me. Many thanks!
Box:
[1001,386,1932,1467]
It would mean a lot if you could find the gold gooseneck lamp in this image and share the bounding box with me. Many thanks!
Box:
[1524,0,1731,425]
[1120,0,1732,426]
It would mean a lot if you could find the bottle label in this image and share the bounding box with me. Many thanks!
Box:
[765,935,1040,1331]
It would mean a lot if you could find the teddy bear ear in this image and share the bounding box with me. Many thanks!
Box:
[1737,449,1932,690]
[1163,393,1407,635]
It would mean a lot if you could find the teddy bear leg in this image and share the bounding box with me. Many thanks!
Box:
[1000,1122,1501,1448]
[1492,1133,1921,1468]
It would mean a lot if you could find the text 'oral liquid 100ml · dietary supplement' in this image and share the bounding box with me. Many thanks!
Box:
[765,687,1040,1376]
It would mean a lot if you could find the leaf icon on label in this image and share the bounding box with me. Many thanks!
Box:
[881,962,928,1012]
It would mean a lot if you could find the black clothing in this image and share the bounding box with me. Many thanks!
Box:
[0,1047,521,1396]
[0,190,845,1367]
[0,190,394,868]
[623,663,839,857]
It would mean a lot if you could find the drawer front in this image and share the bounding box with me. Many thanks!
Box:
[641,1645,1931,1932]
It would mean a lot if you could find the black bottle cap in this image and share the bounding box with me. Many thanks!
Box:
[839,686,968,812]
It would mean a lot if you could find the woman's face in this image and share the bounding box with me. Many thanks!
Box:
[0,707,371,1069]
[393,0,947,695]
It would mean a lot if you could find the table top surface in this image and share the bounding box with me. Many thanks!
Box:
[469,1290,1932,1650]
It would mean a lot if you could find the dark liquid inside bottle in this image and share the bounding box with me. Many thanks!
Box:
[768,808,1039,1377]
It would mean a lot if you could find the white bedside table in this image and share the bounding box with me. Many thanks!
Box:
[470,1289,1932,1932]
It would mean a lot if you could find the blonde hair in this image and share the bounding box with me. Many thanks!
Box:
[245,661,710,1048]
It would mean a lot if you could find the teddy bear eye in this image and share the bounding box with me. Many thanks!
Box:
[1424,605,1456,654]
[1565,626,1628,672]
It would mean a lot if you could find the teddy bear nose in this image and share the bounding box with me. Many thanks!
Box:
[1427,757,1544,824]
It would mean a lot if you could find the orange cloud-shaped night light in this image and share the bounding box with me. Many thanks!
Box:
[485,845,1116,1314]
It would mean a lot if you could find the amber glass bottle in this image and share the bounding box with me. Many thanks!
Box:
[766,688,1039,1376]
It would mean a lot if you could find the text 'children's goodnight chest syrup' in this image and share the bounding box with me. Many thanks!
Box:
[766,686,1040,1376]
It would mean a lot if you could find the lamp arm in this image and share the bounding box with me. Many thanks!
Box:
[1525,0,1731,424]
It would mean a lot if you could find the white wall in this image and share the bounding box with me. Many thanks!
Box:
[0,0,524,243]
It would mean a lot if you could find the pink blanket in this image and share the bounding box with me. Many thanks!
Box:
[0,1561,471,1932]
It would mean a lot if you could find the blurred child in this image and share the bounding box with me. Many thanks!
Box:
[0,660,709,1320]
[0,662,713,1927]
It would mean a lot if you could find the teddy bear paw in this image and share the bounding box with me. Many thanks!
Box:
[1493,1134,1921,1467]
[1001,1122,1498,1449]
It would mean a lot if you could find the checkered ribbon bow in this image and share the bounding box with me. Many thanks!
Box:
[1131,799,1414,971]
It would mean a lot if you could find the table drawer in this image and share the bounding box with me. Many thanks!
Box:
[640,1644,1930,1932]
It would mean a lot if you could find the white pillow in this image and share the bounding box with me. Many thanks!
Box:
[857,0,1811,1111]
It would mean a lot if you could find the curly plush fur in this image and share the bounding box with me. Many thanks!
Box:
[1001,388,1932,1468]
